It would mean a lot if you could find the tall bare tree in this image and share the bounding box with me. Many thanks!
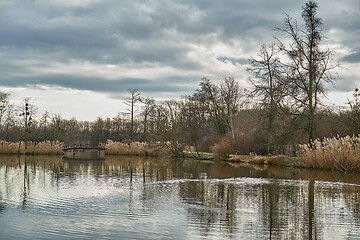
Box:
[124,89,141,140]
[276,1,337,148]
[191,78,227,135]
[247,43,287,153]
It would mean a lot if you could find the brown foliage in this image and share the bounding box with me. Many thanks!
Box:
[211,137,233,160]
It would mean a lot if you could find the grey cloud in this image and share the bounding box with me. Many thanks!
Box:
[321,1,360,65]
[0,1,207,67]
[326,73,360,92]
[341,50,360,64]
[0,0,358,97]
[0,73,197,96]
[0,1,299,63]
[217,57,248,65]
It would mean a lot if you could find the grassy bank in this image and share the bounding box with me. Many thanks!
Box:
[226,154,297,167]
[182,151,214,160]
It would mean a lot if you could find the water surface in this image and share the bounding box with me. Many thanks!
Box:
[0,155,359,239]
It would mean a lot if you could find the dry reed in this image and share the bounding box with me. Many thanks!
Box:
[104,140,171,156]
[0,140,63,155]
[297,135,360,172]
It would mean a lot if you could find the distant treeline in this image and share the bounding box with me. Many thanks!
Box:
[0,78,358,156]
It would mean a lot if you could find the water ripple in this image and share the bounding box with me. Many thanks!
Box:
[2,159,360,240]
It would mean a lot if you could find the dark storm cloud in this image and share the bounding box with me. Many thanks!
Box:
[0,0,358,96]
[0,1,207,67]
[0,72,196,95]
[42,76,193,93]
[44,75,197,94]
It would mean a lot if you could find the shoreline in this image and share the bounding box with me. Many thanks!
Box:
[0,151,356,174]
[0,139,358,173]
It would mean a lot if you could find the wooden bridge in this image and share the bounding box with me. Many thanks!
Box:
[62,147,105,160]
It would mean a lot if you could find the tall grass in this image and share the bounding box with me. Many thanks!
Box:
[297,135,360,172]
[0,139,172,156]
[104,140,171,156]
[0,140,63,155]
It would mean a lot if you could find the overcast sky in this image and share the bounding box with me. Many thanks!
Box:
[0,0,359,120]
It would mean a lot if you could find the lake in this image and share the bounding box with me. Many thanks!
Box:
[0,155,359,239]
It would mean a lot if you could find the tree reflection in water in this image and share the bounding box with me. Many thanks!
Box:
[0,155,360,239]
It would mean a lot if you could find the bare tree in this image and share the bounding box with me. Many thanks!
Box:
[39,111,50,141]
[112,113,126,142]
[162,100,184,156]
[124,89,141,140]
[219,77,246,140]
[181,98,208,157]
[0,91,11,132]
[18,98,37,153]
[51,114,65,142]
[247,43,287,153]
[191,78,227,135]
[346,88,360,133]
[140,97,156,140]
[276,1,337,148]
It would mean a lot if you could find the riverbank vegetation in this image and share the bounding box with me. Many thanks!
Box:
[0,1,359,172]
[0,140,63,155]
[104,140,171,157]
[298,135,360,173]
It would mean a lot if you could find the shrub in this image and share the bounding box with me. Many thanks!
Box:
[211,137,233,160]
